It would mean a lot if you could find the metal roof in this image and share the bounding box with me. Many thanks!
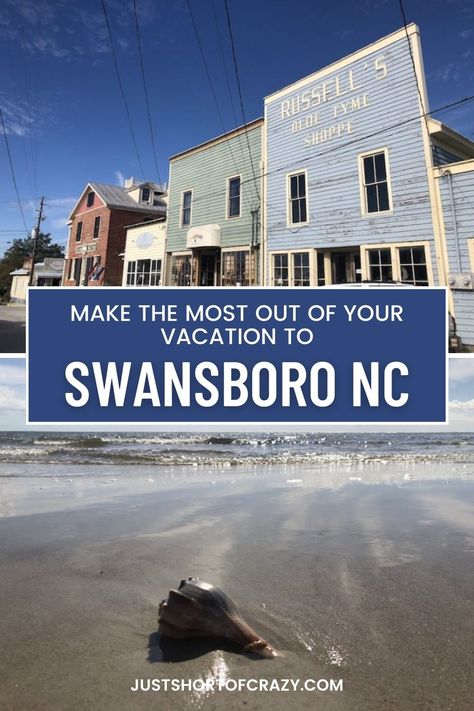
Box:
[89,183,167,213]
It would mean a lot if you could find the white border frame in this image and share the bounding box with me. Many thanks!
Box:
[25,285,449,426]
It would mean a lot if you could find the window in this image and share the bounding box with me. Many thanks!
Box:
[222,250,249,286]
[227,177,241,218]
[361,150,391,214]
[288,171,307,224]
[126,259,162,286]
[93,216,100,239]
[153,191,161,206]
[317,252,326,286]
[362,243,431,286]
[170,254,192,286]
[86,191,95,207]
[141,187,150,203]
[367,248,393,281]
[73,258,82,285]
[293,252,310,286]
[398,246,428,286]
[75,221,83,242]
[273,254,289,286]
[181,190,192,227]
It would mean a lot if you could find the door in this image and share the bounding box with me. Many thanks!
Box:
[330,250,362,284]
[199,253,217,286]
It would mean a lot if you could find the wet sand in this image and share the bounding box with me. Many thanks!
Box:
[0,473,472,710]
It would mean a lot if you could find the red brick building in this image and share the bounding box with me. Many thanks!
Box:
[63,179,166,286]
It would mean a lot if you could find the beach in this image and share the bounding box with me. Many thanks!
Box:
[0,433,473,710]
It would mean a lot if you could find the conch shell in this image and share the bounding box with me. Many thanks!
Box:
[158,577,278,658]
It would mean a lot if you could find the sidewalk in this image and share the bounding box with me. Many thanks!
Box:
[0,304,26,354]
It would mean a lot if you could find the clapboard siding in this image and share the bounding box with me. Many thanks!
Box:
[437,165,474,345]
[264,31,438,280]
[166,124,262,253]
[432,144,464,166]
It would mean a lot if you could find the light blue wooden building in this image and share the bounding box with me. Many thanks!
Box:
[263,24,473,299]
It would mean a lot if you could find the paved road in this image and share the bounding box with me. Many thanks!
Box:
[0,304,26,354]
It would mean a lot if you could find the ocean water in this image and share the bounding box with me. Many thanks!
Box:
[1,431,474,470]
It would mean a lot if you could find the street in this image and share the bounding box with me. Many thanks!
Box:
[0,304,26,354]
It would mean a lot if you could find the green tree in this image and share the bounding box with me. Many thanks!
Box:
[0,232,64,299]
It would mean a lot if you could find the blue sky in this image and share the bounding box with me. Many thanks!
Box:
[1,357,474,430]
[0,0,473,255]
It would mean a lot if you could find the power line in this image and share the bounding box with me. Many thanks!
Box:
[184,0,253,212]
[223,0,260,203]
[132,0,163,185]
[397,0,431,137]
[211,0,252,186]
[0,107,29,236]
[100,0,146,179]
[179,94,474,209]
[211,0,242,151]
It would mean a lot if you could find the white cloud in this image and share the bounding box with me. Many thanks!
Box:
[0,92,54,138]
[0,385,25,411]
[115,171,125,186]
[459,29,473,39]
[449,357,474,381]
[0,363,25,386]
[449,398,474,410]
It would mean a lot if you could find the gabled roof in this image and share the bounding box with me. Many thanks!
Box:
[69,182,167,219]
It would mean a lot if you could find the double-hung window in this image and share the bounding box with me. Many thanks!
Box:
[75,221,83,242]
[86,191,95,207]
[288,171,308,225]
[93,216,100,239]
[227,176,241,218]
[181,190,192,227]
[360,150,391,214]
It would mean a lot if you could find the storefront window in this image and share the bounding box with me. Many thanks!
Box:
[126,259,162,286]
[170,255,192,286]
[367,248,392,281]
[222,250,249,286]
[293,252,310,286]
[273,254,289,286]
[398,247,428,286]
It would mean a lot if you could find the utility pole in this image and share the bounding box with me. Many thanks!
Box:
[29,196,45,286]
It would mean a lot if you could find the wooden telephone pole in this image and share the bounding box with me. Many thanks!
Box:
[29,196,45,286]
